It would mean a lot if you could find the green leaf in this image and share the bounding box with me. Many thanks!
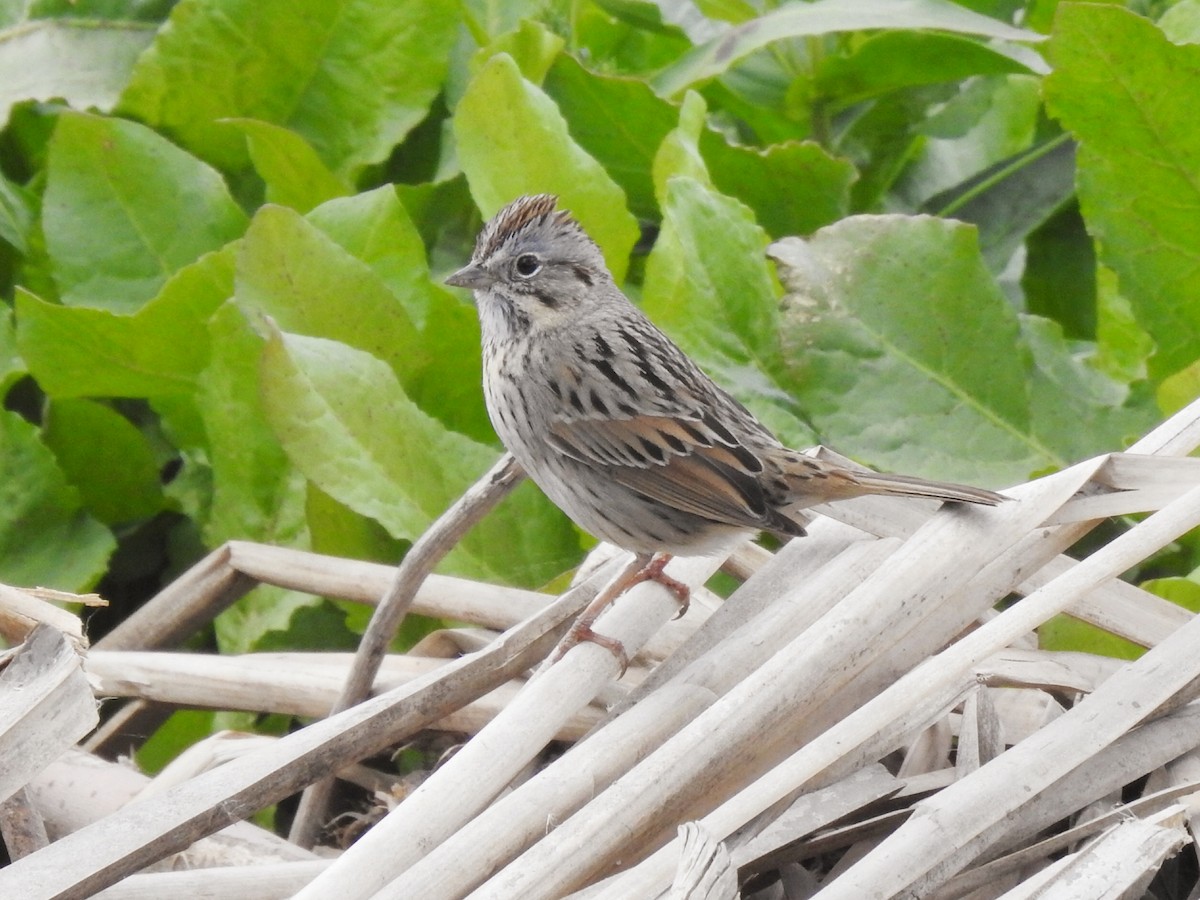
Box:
[225,119,351,214]
[198,300,309,549]
[0,305,22,396]
[1020,202,1096,338]
[1159,0,1200,44]
[234,204,428,386]
[543,53,678,219]
[42,398,165,524]
[816,31,1038,106]
[652,92,713,198]
[769,215,1057,485]
[43,111,246,312]
[196,302,317,658]
[0,408,114,589]
[0,169,33,253]
[453,53,639,281]
[701,130,855,238]
[1021,315,1156,462]
[573,1,691,76]
[118,0,457,175]
[896,75,1041,208]
[0,19,155,126]
[1093,265,1153,386]
[924,135,1076,274]
[471,18,564,86]
[259,329,580,586]
[654,0,1045,97]
[643,177,814,445]
[16,246,235,397]
[1158,357,1200,416]
[1044,4,1200,382]
[306,187,493,442]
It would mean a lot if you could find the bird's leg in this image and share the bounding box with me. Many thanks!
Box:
[548,552,689,670]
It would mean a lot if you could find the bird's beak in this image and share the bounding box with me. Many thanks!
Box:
[445,263,494,290]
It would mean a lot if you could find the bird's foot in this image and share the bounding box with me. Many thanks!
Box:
[549,616,629,673]
[628,553,691,619]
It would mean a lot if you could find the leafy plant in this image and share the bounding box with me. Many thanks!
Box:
[1,0,1196,675]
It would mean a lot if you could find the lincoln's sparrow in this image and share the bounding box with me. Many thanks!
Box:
[447,195,1003,660]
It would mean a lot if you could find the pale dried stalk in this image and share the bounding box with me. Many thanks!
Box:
[85,650,600,740]
[993,809,1188,900]
[785,484,1200,899]
[0,582,86,648]
[91,861,331,900]
[291,453,524,846]
[0,581,593,899]
[377,535,895,900]
[226,542,554,630]
[0,626,97,805]
[296,552,722,900]
[481,458,1091,900]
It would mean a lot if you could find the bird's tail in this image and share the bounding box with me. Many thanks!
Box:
[848,470,1006,506]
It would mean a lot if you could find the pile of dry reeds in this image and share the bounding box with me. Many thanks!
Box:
[4,398,1200,899]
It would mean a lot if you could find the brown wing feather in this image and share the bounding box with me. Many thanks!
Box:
[546,412,778,530]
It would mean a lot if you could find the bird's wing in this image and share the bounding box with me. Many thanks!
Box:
[545,411,781,529]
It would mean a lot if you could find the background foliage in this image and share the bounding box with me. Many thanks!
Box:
[1,0,1199,741]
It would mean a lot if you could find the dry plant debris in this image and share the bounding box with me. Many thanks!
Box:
[2,398,1200,899]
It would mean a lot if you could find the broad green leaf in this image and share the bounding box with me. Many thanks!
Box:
[816,31,1038,106]
[395,176,481,281]
[306,187,493,442]
[471,18,564,85]
[925,135,1075,274]
[897,75,1041,208]
[454,53,639,281]
[0,19,155,125]
[0,306,22,396]
[0,408,114,589]
[1160,0,1200,44]
[234,204,428,386]
[701,131,854,238]
[643,177,814,445]
[260,329,580,586]
[1041,573,1200,659]
[0,169,32,253]
[1021,315,1156,462]
[196,301,318,654]
[198,301,309,550]
[1038,615,1143,660]
[1093,265,1153,386]
[42,398,165,524]
[1159,358,1200,415]
[573,1,691,76]
[1045,5,1200,382]
[654,0,1045,96]
[463,0,561,39]
[1021,203,1096,338]
[769,215,1055,485]
[118,0,457,175]
[216,585,323,655]
[543,53,679,219]
[26,0,174,20]
[16,246,235,397]
[1142,576,1200,613]
[225,119,351,214]
[43,111,246,312]
[306,187,444,328]
[652,92,713,199]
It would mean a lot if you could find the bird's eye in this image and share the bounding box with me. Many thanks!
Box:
[515,254,542,278]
